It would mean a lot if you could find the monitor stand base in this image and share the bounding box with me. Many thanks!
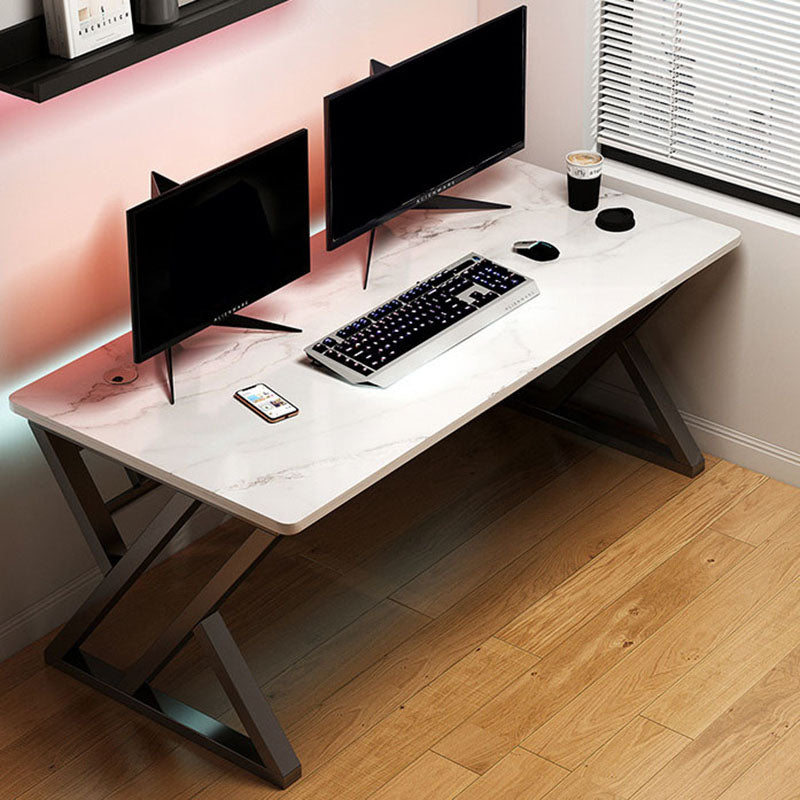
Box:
[361,195,511,290]
[415,195,511,211]
[162,316,302,406]
[214,314,302,334]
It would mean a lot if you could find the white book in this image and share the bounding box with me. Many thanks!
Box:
[43,0,134,59]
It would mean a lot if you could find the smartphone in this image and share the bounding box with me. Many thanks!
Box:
[234,383,299,423]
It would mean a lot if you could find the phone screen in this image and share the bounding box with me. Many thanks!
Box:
[236,384,298,421]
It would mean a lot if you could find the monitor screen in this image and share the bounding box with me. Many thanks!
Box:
[127,129,310,363]
[324,7,526,249]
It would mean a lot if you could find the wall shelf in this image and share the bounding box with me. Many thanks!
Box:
[0,0,289,102]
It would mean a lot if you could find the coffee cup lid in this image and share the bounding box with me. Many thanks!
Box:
[565,150,603,167]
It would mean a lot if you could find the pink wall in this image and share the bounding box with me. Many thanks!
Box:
[0,0,477,378]
[0,0,478,659]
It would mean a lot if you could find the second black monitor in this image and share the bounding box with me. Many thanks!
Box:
[324,7,527,250]
[128,129,310,364]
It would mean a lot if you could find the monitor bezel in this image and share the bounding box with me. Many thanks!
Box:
[323,6,527,251]
[127,128,310,364]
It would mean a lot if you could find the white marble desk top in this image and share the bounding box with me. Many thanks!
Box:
[10,159,741,534]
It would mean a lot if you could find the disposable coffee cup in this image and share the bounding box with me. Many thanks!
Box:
[566,150,603,211]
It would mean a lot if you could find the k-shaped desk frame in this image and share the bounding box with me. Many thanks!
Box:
[28,287,701,789]
[30,427,302,787]
[11,159,739,788]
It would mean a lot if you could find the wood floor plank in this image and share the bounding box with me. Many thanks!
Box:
[16,717,175,800]
[195,638,537,800]
[277,448,642,773]
[368,751,477,800]
[98,744,224,800]
[497,461,765,656]
[0,689,143,798]
[335,427,591,604]
[522,514,800,769]
[182,552,349,660]
[538,716,689,800]
[391,457,690,619]
[433,529,750,774]
[643,579,800,737]
[629,644,800,800]
[453,748,567,800]
[709,477,800,546]
[715,717,800,800]
[238,599,428,729]
[541,779,625,800]
[0,665,94,750]
[0,632,53,701]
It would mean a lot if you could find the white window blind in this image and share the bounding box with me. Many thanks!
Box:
[596,0,800,209]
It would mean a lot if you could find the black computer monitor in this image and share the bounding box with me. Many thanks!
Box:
[324,7,526,251]
[127,129,310,364]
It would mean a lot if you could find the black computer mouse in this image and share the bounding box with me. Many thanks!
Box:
[512,240,560,261]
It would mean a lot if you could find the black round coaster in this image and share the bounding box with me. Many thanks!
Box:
[596,207,636,232]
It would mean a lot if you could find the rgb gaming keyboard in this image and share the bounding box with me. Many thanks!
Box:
[305,253,540,387]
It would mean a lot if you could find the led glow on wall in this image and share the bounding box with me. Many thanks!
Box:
[0,0,480,657]
[0,0,475,379]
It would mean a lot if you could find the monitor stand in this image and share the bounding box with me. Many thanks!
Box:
[163,315,302,406]
[361,197,511,291]
[214,315,301,334]
[361,61,512,290]
[151,172,302,405]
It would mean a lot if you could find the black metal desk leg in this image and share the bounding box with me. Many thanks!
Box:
[30,423,128,572]
[30,426,302,789]
[508,292,705,477]
[617,335,703,473]
[105,468,160,513]
[45,493,201,664]
[196,613,302,787]
[118,531,281,694]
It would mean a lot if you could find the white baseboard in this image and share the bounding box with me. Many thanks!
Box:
[580,378,800,488]
[681,411,800,486]
[0,503,226,663]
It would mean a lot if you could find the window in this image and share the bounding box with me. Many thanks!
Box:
[596,0,800,215]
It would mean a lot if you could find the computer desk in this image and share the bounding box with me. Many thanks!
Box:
[9,158,741,788]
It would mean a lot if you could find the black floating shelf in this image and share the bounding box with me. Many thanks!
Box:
[0,0,289,102]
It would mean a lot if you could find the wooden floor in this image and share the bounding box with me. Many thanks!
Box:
[3,406,800,799]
